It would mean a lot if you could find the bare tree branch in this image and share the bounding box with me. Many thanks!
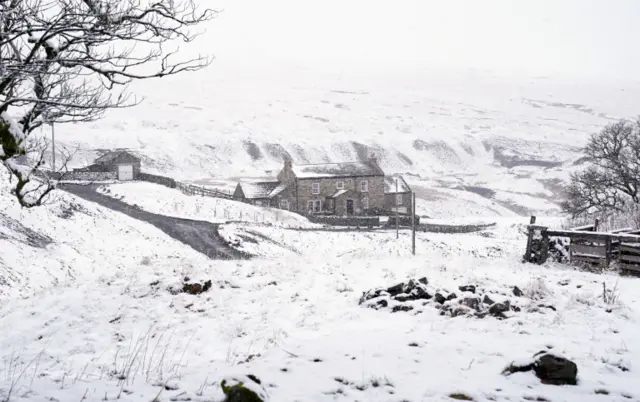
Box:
[1,0,216,207]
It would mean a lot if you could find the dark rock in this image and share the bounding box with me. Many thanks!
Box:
[489,301,510,318]
[410,286,432,300]
[221,375,266,402]
[376,299,389,309]
[386,283,405,296]
[513,286,524,297]
[538,304,556,311]
[418,277,428,285]
[434,292,447,304]
[482,294,495,305]
[391,305,414,313]
[182,279,212,295]
[533,354,578,385]
[460,296,481,311]
[450,305,472,317]
[447,293,458,301]
[458,285,476,293]
[511,305,521,312]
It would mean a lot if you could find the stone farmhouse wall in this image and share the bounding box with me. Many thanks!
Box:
[295,176,385,215]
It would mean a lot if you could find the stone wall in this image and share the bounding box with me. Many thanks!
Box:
[63,171,117,181]
[387,215,420,227]
[138,172,176,188]
[296,176,385,215]
[306,215,380,227]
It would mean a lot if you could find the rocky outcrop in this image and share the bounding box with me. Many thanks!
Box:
[360,278,549,319]
[221,375,267,402]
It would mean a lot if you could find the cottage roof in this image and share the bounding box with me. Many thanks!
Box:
[384,175,411,194]
[292,161,383,179]
[330,189,350,198]
[94,150,140,164]
[240,181,282,199]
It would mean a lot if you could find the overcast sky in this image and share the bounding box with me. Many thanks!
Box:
[202,0,639,81]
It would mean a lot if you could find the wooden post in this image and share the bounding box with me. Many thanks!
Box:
[540,227,550,264]
[411,192,416,255]
[605,236,612,268]
[524,216,537,262]
[594,218,600,232]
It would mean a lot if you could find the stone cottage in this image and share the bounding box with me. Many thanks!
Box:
[384,174,413,214]
[235,156,386,216]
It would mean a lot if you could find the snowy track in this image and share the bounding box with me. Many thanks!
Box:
[60,183,248,260]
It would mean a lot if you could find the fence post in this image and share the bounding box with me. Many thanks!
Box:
[523,216,537,262]
[594,218,600,232]
[605,236,612,268]
[540,227,550,264]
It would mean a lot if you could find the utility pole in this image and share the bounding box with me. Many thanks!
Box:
[411,192,416,255]
[395,178,399,239]
[51,120,56,171]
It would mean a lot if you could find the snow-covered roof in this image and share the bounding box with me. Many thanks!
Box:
[292,161,383,179]
[384,175,411,194]
[94,150,140,164]
[269,183,289,198]
[240,181,282,199]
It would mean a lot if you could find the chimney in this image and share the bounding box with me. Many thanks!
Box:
[368,153,378,166]
[284,158,293,169]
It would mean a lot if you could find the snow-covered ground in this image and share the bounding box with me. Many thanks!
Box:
[2,176,639,401]
[96,182,317,228]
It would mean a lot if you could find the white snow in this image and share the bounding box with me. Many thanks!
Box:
[96,182,317,228]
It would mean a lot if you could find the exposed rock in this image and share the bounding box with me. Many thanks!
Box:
[392,305,414,313]
[482,294,495,305]
[459,285,476,293]
[489,301,510,319]
[182,279,212,295]
[434,292,447,304]
[221,375,267,402]
[460,296,481,311]
[534,353,578,385]
[513,286,523,297]
[503,353,578,386]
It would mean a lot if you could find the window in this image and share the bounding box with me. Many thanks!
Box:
[336,181,344,190]
[362,197,369,210]
[312,182,320,194]
[360,180,369,192]
[396,193,403,205]
[307,200,322,213]
[280,199,289,210]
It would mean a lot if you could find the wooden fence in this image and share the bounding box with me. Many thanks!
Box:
[176,182,233,200]
[524,216,640,274]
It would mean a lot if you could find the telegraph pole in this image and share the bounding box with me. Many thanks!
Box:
[411,192,416,255]
[395,178,399,239]
[51,120,56,171]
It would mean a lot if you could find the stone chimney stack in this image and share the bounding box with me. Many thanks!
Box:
[368,153,378,166]
[284,158,293,169]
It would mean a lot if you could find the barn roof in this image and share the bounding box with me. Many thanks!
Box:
[384,175,411,194]
[292,161,383,179]
[94,150,140,164]
[240,181,285,199]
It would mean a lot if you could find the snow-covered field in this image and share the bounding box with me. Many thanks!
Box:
[2,173,639,401]
[96,182,317,228]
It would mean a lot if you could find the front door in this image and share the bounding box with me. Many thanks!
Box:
[346,199,354,215]
[118,164,134,180]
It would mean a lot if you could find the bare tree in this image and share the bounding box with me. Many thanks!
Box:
[0,0,215,207]
[563,118,640,217]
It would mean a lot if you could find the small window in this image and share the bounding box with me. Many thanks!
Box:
[336,181,344,190]
[362,197,369,210]
[307,200,314,212]
[312,182,320,194]
[280,199,289,210]
[396,193,402,205]
[360,180,368,192]
[314,200,322,212]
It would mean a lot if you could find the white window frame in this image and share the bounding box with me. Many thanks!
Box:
[336,181,344,190]
[307,200,314,213]
[280,199,289,210]
[313,200,322,212]
[396,193,403,205]
[360,180,369,192]
[362,197,369,210]
[312,182,320,195]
